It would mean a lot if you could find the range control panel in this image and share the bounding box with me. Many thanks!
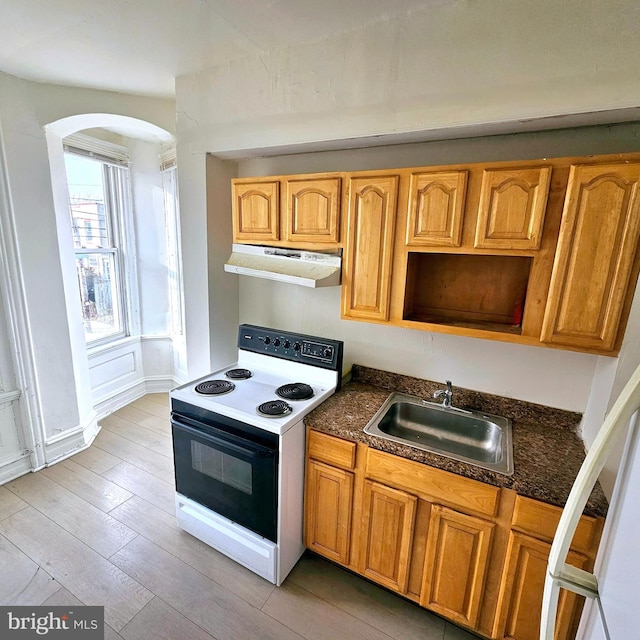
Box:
[238,324,343,374]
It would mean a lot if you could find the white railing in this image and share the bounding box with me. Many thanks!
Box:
[541,363,640,640]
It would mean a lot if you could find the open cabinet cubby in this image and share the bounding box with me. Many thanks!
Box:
[403,253,533,335]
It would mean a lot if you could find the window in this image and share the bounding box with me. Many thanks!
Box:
[64,152,130,345]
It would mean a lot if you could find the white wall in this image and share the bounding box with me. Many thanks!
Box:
[582,283,640,495]
[206,155,239,371]
[0,255,28,482]
[0,71,175,472]
[176,141,214,378]
[176,0,640,156]
[44,129,98,444]
[0,74,83,443]
[129,139,172,335]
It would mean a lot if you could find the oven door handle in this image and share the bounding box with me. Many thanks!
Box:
[172,417,276,460]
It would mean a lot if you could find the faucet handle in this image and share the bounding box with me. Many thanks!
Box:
[434,380,454,408]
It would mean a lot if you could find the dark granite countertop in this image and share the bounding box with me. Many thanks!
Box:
[304,365,608,518]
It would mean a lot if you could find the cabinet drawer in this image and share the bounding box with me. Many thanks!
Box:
[308,430,357,470]
[511,495,601,553]
[366,448,499,517]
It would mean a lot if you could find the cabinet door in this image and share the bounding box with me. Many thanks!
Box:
[341,175,399,321]
[232,181,280,242]
[541,163,640,351]
[475,167,551,250]
[358,479,417,593]
[305,460,354,565]
[421,504,494,629]
[406,171,468,246]
[284,177,341,244]
[494,532,587,640]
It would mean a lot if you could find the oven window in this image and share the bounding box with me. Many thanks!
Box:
[190,440,252,495]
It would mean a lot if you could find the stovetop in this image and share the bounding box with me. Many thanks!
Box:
[170,325,344,435]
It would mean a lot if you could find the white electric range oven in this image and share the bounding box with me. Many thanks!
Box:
[170,324,343,585]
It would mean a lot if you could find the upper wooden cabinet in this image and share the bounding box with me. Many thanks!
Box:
[232,180,280,242]
[406,171,468,246]
[284,177,341,244]
[231,174,341,247]
[474,167,551,250]
[232,153,640,356]
[541,162,640,351]
[341,174,399,321]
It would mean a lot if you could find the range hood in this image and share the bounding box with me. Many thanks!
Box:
[224,244,342,288]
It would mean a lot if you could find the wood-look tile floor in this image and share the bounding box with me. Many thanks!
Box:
[0,394,477,640]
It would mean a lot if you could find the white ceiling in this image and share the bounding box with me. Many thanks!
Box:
[0,0,431,98]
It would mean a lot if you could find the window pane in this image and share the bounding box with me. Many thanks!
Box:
[64,154,110,249]
[76,252,122,342]
[65,150,129,346]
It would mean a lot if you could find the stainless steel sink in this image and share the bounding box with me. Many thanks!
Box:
[363,392,514,475]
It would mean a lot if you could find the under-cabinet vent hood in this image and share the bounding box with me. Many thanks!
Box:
[224,244,342,288]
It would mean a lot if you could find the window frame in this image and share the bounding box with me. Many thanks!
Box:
[64,148,134,348]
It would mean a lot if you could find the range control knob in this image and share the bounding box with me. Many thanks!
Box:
[323,348,333,359]
[273,338,281,347]
[283,339,291,349]
[293,342,301,351]
[263,336,271,345]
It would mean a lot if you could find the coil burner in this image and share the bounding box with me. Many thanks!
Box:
[225,368,253,380]
[276,383,314,401]
[257,400,293,418]
[195,380,235,395]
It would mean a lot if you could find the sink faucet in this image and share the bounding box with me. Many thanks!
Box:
[433,380,454,408]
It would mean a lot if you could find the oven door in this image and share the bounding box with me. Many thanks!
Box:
[172,413,278,542]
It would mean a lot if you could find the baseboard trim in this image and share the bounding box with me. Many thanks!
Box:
[94,376,178,420]
[44,410,100,465]
[145,376,178,394]
[0,452,32,485]
[1,375,179,482]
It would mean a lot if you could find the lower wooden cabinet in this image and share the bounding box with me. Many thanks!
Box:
[421,504,494,629]
[494,532,587,640]
[304,459,354,565]
[358,480,417,593]
[304,431,604,640]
